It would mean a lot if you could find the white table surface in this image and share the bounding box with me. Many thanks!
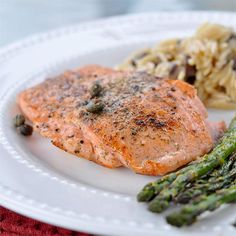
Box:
[1,0,236,47]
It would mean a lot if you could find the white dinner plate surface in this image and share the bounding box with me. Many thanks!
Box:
[0,11,235,236]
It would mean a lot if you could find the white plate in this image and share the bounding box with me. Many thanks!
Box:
[0,11,236,236]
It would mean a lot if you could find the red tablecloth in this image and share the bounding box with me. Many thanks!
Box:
[0,206,91,236]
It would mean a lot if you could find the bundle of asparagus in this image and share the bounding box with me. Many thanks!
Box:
[137,116,236,227]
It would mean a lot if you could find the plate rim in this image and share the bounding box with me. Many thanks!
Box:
[1,10,236,58]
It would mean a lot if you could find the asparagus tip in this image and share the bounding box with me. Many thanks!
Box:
[137,189,154,202]
[176,193,192,204]
[166,212,196,227]
[166,213,183,227]
[148,200,169,213]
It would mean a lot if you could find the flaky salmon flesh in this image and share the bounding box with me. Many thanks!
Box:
[18,65,226,176]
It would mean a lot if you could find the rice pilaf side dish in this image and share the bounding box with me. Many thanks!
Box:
[118,23,236,109]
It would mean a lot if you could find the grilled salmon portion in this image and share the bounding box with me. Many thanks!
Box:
[18,65,226,175]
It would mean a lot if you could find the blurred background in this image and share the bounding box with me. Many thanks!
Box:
[1,0,236,47]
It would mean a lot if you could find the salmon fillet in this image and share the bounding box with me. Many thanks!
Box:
[18,65,226,175]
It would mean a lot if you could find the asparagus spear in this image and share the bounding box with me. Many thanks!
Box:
[166,182,236,227]
[137,164,193,202]
[138,160,207,202]
[148,126,236,213]
[176,153,236,203]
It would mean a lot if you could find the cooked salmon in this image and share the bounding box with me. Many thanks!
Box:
[18,65,226,175]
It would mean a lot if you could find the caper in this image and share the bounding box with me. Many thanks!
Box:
[19,124,33,136]
[90,82,103,98]
[13,114,25,127]
[85,100,104,113]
